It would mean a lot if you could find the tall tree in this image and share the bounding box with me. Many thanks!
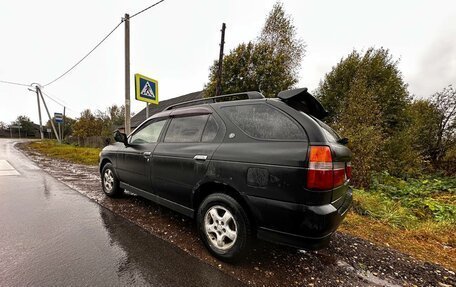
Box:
[335,74,385,186]
[429,85,456,163]
[204,2,305,98]
[259,1,305,79]
[13,116,36,137]
[72,109,103,138]
[204,42,297,98]
[97,105,125,137]
[397,86,456,172]
[107,105,125,127]
[317,48,419,182]
[316,48,410,135]
[406,100,441,161]
[45,116,76,139]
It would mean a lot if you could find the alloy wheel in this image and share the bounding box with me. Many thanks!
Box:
[204,205,238,251]
[103,169,114,192]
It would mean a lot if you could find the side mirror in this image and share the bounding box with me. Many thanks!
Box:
[114,130,129,146]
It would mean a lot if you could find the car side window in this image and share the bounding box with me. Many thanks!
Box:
[129,119,166,145]
[164,115,209,143]
[221,104,306,140]
[202,115,219,142]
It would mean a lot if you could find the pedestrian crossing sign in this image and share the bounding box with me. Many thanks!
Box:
[135,73,159,104]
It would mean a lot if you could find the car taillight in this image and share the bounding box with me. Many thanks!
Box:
[333,162,346,187]
[346,162,352,180]
[307,146,347,190]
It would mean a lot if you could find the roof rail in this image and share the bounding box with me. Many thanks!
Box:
[164,91,264,111]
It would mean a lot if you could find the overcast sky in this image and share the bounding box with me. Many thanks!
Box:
[1,0,455,124]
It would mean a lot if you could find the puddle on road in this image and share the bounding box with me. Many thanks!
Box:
[336,260,402,287]
[300,249,402,287]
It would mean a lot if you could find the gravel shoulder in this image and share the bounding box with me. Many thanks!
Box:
[17,143,456,287]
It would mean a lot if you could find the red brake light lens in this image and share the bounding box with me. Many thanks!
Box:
[346,162,352,179]
[307,146,333,190]
[307,168,334,190]
[333,162,346,187]
[307,146,347,190]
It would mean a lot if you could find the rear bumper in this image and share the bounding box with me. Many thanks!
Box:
[257,227,333,250]
[247,187,352,250]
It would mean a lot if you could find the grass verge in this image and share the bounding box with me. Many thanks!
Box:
[341,212,455,270]
[342,173,456,270]
[27,140,101,166]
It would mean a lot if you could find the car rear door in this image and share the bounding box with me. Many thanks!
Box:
[152,108,222,207]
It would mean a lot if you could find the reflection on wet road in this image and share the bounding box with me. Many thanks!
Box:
[0,139,243,286]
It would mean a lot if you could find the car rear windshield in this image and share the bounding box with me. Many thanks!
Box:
[222,104,306,140]
[303,113,341,143]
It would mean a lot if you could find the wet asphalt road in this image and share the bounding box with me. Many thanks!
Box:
[0,139,243,287]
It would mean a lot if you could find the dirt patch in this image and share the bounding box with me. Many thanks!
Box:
[18,142,455,287]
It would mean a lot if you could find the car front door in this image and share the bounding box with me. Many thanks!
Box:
[116,118,167,192]
[152,112,223,208]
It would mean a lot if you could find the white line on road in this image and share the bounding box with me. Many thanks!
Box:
[0,160,20,176]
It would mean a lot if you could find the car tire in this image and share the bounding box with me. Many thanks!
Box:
[197,193,252,263]
[101,163,124,197]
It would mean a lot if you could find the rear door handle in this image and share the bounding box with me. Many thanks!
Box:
[143,151,152,158]
[193,155,207,161]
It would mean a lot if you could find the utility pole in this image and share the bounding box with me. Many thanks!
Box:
[215,23,226,97]
[62,106,66,140]
[146,103,149,119]
[35,86,44,139]
[124,13,131,135]
[37,86,61,143]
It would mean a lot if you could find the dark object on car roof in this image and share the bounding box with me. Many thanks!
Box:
[164,91,264,111]
[277,88,328,120]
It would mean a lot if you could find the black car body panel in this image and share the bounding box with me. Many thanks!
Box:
[277,88,328,120]
[100,88,352,250]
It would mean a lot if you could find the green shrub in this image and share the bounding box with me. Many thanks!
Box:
[352,189,418,229]
[352,173,456,228]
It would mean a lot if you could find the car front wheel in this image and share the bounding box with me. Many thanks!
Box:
[101,163,124,197]
[197,193,252,262]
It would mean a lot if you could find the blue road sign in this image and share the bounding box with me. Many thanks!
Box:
[135,74,159,105]
[54,113,63,123]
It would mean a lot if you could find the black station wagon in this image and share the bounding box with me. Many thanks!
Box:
[99,88,353,262]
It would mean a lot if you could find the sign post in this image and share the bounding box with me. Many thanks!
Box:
[135,74,159,120]
[11,125,22,139]
[54,113,63,143]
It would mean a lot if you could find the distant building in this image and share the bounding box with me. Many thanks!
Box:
[130,90,203,129]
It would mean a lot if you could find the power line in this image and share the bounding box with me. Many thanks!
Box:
[42,0,167,88]
[41,90,77,113]
[43,20,124,87]
[130,0,166,18]
[0,80,31,87]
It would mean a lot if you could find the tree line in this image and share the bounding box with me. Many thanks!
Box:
[1,105,125,145]
[316,49,455,185]
[203,2,456,186]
